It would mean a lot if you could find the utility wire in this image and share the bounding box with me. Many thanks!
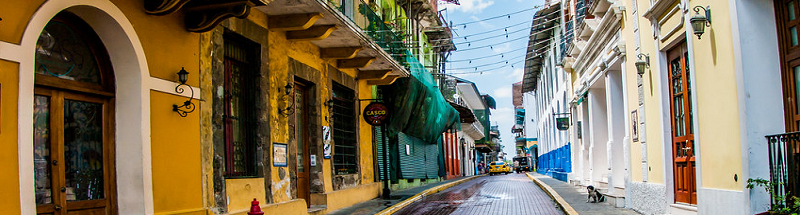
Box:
[447,5,542,27]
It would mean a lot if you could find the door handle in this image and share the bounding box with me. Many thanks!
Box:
[61,187,66,192]
[54,204,62,210]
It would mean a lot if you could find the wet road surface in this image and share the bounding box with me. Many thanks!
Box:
[394,173,564,215]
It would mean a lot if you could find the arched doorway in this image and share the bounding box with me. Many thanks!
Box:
[32,11,117,214]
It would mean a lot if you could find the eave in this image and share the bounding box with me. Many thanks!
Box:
[257,0,411,82]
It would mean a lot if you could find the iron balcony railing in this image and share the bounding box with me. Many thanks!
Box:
[765,131,800,207]
[330,0,422,68]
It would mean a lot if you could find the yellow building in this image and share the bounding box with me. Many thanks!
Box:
[0,0,428,214]
[618,0,786,214]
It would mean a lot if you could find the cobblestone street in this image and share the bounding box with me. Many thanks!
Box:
[394,173,564,215]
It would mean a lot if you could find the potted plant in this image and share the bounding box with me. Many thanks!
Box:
[747,178,800,215]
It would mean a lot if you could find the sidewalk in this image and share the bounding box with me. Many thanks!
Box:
[529,172,640,215]
[326,176,479,215]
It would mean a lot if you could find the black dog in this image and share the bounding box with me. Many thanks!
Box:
[586,185,605,203]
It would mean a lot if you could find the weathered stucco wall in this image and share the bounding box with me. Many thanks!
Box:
[0,60,21,214]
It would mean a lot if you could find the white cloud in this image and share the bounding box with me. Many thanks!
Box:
[443,0,495,14]
[492,43,512,54]
[493,87,512,98]
[492,107,515,128]
[470,16,495,28]
[506,68,524,80]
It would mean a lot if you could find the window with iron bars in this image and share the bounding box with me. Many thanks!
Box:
[332,82,358,175]
[223,34,259,177]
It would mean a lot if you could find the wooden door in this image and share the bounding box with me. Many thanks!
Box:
[294,82,310,206]
[668,42,697,205]
[776,0,800,201]
[34,88,115,214]
[777,0,800,132]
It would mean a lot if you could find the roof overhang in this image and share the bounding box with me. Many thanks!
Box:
[522,2,561,93]
[257,0,410,80]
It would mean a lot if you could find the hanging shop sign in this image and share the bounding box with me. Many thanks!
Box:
[556,117,570,130]
[363,102,389,126]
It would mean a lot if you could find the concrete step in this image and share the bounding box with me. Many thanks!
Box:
[602,191,625,208]
[670,203,698,215]
[308,205,327,215]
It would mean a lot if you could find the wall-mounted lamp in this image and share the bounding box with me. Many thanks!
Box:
[690,6,711,39]
[173,67,195,117]
[635,53,650,75]
[278,83,295,116]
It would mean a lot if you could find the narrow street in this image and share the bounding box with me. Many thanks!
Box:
[394,174,563,215]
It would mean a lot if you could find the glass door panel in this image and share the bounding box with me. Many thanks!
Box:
[34,95,53,205]
[63,99,104,201]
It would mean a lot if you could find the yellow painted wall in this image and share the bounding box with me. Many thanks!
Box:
[0,60,21,214]
[358,82,376,183]
[0,0,45,44]
[263,9,378,203]
[110,0,201,86]
[688,0,742,191]
[230,199,308,215]
[150,91,204,214]
[226,178,267,213]
[267,22,327,203]
[624,0,668,184]
[310,182,380,212]
[624,0,743,191]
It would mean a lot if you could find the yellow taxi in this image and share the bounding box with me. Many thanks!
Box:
[488,161,512,175]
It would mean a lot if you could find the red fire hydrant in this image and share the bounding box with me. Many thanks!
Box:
[247,198,264,215]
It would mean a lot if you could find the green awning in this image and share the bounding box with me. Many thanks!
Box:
[383,51,460,143]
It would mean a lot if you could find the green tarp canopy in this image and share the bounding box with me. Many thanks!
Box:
[383,52,460,143]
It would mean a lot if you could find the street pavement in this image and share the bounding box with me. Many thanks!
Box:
[394,173,563,215]
[327,177,470,215]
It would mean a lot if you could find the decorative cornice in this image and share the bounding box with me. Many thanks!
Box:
[144,0,257,33]
[573,10,622,74]
[642,0,678,21]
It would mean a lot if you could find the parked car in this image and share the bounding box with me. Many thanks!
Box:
[488,161,511,175]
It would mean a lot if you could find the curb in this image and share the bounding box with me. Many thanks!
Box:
[526,173,579,215]
[375,175,484,215]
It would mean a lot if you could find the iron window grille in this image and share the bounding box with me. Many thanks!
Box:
[332,82,358,175]
[223,34,259,177]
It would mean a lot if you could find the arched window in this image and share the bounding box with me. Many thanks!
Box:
[33,11,116,214]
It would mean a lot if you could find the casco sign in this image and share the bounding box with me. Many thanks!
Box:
[363,102,389,126]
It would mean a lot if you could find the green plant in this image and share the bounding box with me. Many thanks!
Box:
[747,178,800,214]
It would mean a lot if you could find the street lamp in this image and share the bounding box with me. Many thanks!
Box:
[690,6,712,39]
[635,53,650,75]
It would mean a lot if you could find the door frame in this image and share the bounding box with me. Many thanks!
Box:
[294,81,311,207]
[667,41,697,205]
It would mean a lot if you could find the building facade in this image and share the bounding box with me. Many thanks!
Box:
[521,0,793,214]
[0,0,458,214]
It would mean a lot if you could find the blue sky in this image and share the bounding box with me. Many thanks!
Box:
[439,0,546,158]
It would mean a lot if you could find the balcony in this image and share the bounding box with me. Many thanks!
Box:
[257,0,417,84]
[765,132,800,207]
[328,0,442,79]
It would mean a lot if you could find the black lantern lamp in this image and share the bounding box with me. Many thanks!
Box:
[690,6,711,39]
[278,82,295,116]
[635,53,650,75]
[173,67,195,117]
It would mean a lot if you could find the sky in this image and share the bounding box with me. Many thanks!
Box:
[439,0,546,158]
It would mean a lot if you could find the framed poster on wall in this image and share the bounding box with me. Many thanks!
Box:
[273,143,287,167]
